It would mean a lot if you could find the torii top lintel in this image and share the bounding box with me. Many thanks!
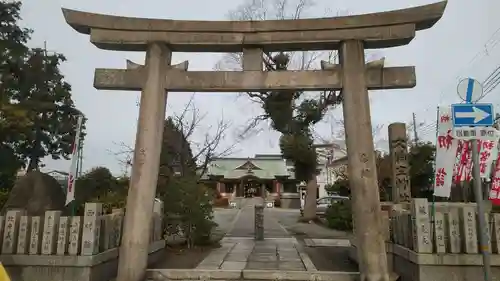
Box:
[61,1,446,52]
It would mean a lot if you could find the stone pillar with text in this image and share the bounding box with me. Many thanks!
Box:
[117,43,172,281]
[388,123,412,203]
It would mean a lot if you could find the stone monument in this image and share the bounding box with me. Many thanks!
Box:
[2,171,66,216]
[388,123,412,203]
[61,2,447,281]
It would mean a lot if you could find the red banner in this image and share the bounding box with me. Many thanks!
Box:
[489,154,500,206]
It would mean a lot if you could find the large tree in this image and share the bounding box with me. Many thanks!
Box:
[157,117,215,247]
[0,1,32,187]
[219,0,342,220]
[0,1,84,175]
[265,53,342,220]
[13,48,85,171]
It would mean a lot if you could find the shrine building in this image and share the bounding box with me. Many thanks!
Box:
[200,154,301,208]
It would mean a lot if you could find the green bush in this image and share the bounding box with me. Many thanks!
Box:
[0,189,9,210]
[325,200,353,231]
[161,176,216,248]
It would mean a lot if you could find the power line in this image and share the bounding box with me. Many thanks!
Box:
[430,26,500,105]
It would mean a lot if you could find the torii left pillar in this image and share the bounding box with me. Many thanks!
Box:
[117,42,171,281]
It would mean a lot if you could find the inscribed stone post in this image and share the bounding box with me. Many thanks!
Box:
[393,215,401,245]
[85,203,103,217]
[388,214,395,243]
[111,209,124,248]
[68,216,82,255]
[153,200,163,241]
[434,212,446,253]
[254,205,264,241]
[388,123,411,203]
[492,213,500,254]
[410,199,432,253]
[461,206,478,253]
[29,216,43,255]
[380,211,390,242]
[2,210,24,254]
[56,216,70,255]
[401,214,411,248]
[17,216,31,254]
[81,203,102,255]
[41,210,62,254]
[446,209,461,253]
[100,214,113,251]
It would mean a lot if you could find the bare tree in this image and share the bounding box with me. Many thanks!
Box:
[171,95,236,177]
[217,0,341,143]
[214,0,351,220]
[110,94,235,178]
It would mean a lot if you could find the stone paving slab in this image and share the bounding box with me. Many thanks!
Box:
[220,261,246,270]
[196,238,315,271]
[304,238,351,247]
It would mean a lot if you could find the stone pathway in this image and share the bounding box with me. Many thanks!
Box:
[226,198,290,238]
[196,198,317,271]
[196,237,316,271]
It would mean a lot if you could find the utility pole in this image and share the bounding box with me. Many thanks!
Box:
[412,112,419,144]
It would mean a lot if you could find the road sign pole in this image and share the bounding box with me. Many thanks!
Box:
[471,139,493,281]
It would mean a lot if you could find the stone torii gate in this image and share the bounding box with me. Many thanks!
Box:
[62,2,447,281]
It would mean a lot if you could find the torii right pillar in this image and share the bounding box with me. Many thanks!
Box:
[340,40,390,281]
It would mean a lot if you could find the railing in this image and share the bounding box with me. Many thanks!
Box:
[387,198,500,254]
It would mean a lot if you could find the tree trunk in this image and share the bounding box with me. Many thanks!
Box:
[302,177,318,221]
[26,157,39,172]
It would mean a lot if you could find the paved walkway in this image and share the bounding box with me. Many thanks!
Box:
[258,208,358,272]
[226,198,290,238]
[196,198,317,271]
[196,237,315,271]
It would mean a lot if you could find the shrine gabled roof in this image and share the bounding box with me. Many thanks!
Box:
[201,156,291,180]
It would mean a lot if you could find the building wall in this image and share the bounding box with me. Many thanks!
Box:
[316,167,333,198]
[315,144,347,198]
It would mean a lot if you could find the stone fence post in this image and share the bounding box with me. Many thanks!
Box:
[254,205,264,241]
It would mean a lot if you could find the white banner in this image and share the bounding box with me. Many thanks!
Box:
[478,140,499,179]
[66,115,84,206]
[434,107,459,197]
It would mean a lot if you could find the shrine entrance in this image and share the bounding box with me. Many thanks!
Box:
[62,2,447,281]
[242,179,262,198]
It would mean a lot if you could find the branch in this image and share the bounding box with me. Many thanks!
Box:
[107,141,134,175]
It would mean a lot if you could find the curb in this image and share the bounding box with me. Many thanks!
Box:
[147,269,360,281]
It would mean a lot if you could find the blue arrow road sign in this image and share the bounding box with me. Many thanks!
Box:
[452,103,495,127]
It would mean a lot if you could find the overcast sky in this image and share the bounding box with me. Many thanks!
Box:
[19,0,500,175]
